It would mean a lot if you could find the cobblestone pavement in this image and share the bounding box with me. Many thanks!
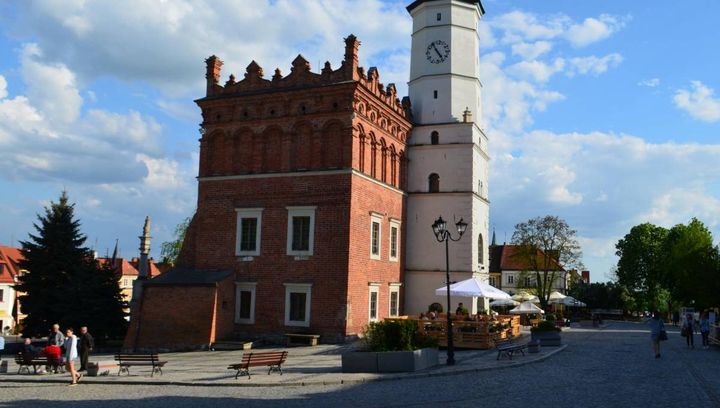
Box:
[1,322,718,408]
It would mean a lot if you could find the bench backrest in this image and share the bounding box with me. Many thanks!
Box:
[115,353,159,362]
[242,351,288,366]
[16,353,47,364]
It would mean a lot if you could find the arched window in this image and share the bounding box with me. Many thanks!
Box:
[431,131,439,145]
[478,233,484,265]
[428,173,439,193]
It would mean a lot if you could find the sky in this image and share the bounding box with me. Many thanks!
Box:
[0,0,718,282]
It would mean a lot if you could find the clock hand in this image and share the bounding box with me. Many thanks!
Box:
[432,43,443,59]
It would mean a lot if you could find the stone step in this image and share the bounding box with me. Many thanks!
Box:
[210,341,253,351]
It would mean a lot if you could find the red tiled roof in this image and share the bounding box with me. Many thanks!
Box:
[0,245,23,284]
[98,257,163,278]
[489,244,565,273]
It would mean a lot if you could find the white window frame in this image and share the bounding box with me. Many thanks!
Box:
[388,283,401,317]
[489,276,496,287]
[284,283,312,327]
[286,206,316,256]
[368,284,380,321]
[234,282,257,324]
[389,219,401,262]
[370,212,383,260]
[507,274,514,284]
[235,208,263,256]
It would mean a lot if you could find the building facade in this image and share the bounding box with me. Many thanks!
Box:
[0,246,24,333]
[488,244,569,295]
[126,0,488,349]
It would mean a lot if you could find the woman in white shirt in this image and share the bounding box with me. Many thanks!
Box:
[64,328,82,385]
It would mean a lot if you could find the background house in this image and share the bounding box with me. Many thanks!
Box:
[489,244,569,295]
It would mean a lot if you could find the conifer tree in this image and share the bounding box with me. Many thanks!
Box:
[15,191,126,338]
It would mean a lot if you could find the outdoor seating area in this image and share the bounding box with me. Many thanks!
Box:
[397,314,521,350]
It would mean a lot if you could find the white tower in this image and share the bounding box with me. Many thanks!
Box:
[404,0,490,314]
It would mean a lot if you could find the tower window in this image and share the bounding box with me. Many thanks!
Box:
[430,131,439,145]
[428,173,440,193]
[437,13,441,21]
[433,90,438,99]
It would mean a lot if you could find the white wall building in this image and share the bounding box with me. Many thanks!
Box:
[404,0,490,315]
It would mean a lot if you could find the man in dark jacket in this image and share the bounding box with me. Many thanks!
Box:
[78,326,94,372]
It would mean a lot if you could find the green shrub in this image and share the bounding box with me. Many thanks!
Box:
[363,319,438,352]
[531,320,561,333]
[546,313,556,322]
[428,303,443,313]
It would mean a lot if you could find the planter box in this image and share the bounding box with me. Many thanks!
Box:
[342,348,439,373]
[531,331,562,346]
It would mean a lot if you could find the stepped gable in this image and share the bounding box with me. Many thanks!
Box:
[202,34,407,119]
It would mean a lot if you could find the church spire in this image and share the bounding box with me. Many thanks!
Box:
[491,227,496,246]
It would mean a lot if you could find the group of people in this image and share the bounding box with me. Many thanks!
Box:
[21,324,94,386]
[649,311,713,358]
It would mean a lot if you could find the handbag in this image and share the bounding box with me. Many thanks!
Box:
[659,330,668,341]
[681,326,688,337]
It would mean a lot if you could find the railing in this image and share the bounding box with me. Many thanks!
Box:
[390,315,521,350]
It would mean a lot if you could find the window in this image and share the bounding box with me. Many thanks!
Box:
[389,284,401,317]
[370,213,382,260]
[507,275,514,284]
[369,285,380,321]
[428,173,440,193]
[0,288,3,302]
[525,277,532,287]
[235,282,256,324]
[389,220,401,262]
[284,283,312,327]
[489,276,497,287]
[436,12,441,21]
[122,278,129,287]
[433,90,438,99]
[431,131,439,145]
[477,233,484,265]
[236,208,263,256]
[286,206,316,256]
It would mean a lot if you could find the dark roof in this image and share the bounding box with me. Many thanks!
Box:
[144,268,234,286]
[489,245,503,273]
[406,0,485,15]
[489,245,565,272]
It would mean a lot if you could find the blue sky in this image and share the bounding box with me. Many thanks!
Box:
[0,0,718,281]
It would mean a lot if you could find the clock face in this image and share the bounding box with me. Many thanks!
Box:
[426,40,450,64]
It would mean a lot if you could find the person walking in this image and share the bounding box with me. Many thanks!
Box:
[700,312,711,349]
[78,326,94,372]
[649,311,666,358]
[63,328,81,386]
[682,313,694,349]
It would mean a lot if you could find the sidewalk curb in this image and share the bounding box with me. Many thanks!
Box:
[0,345,567,388]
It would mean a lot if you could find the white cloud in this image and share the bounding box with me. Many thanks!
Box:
[511,41,553,60]
[492,11,567,43]
[567,53,623,77]
[565,15,628,47]
[638,78,660,88]
[674,81,720,123]
[507,58,565,83]
[0,75,7,99]
[640,188,720,229]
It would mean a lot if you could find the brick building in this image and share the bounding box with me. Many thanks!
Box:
[126,0,489,350]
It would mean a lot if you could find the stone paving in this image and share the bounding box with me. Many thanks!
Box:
[1,322,719,408]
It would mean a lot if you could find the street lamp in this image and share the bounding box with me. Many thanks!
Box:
[432,215,468,366]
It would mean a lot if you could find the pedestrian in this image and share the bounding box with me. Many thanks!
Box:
[682,313,694,349]
[48,323,65,347]
[0,334,4,361]
[78,326,94,372]
[672,312,679,327]
[649,311,666,358]
[64,328,81,386]
[700,312,710,349]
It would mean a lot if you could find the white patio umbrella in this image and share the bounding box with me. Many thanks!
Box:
[490,298,520,307]
[434,277,512,299]
[561,296,586,307]
[548,291,567,302]
[509,301,545,314]
[512,292,540,303]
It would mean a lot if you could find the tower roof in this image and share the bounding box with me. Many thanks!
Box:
[406,0,485,15]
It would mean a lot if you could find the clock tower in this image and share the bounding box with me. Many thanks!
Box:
[404,0,491,314]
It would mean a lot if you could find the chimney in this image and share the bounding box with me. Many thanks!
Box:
[205,55,223,96]
[343,34,361,79]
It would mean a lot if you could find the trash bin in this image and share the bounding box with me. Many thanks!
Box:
[528,339,541,353]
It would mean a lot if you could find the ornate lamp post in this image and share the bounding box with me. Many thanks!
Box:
[432,216,468,366]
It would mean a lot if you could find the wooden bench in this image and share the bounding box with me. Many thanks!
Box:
[284,333,320,347]
[15,353,50,374]
[114,353,167,377]
[495,340,528,360]
[227,351,288,380]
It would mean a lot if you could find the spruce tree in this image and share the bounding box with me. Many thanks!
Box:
[15,191,127,338]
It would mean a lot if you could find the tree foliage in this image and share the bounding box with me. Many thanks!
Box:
[614,223,668,311]
[160,216,191,266]
[14,192,127,338]
[615,218,720,312]
[511,215,583,308]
